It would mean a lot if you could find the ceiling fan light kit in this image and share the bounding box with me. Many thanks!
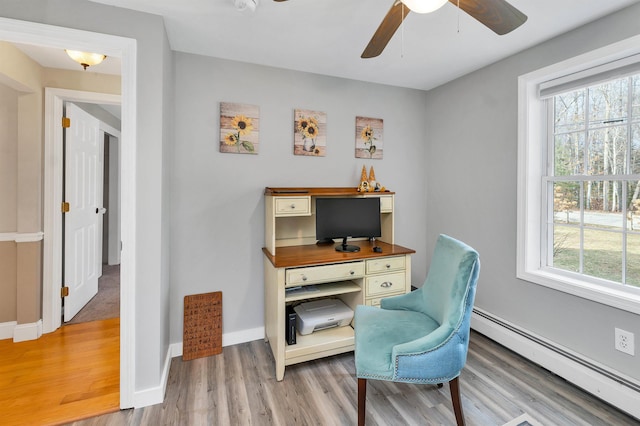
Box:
[401,0,448,14]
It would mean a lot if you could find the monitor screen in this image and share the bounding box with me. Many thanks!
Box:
[315,197,381,252]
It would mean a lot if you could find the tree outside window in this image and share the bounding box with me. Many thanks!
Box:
[548,74,640,287]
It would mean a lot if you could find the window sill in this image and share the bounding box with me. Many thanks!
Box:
[517,268,640,315]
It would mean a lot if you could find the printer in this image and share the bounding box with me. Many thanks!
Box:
[294,298,354,335]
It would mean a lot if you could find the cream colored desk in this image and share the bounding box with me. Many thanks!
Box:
[262,187,415,381]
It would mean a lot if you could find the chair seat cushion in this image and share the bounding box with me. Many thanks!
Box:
[355,305,440,380]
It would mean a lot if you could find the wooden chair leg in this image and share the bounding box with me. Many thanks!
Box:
[449,376,466,426]
[358,378,367,426]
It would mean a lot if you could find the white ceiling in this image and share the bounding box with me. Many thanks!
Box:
[10,0,640,90]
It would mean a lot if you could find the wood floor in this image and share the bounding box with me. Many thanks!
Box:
[68,330,638,426]
[0,318,120,426]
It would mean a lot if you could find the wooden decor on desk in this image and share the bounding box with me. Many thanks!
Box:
[183,291,222,361]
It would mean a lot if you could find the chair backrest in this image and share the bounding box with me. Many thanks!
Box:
[421,234,480,330]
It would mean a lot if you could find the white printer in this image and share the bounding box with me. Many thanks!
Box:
[294,298,354,335]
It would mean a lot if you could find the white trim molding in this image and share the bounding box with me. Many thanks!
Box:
[0,321,18,340]
[0,232,44,242]
[472,308,640,420]
[12,320,43,342]
[43,88,121,334]
[170,327,266,359]
[133,345,173,408]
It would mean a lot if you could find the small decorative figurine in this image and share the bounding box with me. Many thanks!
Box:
[358,165,369,192]
[368,166,376,191]
[358,165,386,192]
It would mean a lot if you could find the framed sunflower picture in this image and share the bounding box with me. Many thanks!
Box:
[355,116,383,159]
[294,109,326,157]
[220,102,259,154]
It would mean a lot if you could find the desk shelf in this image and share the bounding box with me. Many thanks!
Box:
[285,326,355,365]
[285,280,361,303]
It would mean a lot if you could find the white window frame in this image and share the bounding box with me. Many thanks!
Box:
[517,34,640,315]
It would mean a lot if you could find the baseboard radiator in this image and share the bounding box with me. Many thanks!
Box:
[471,307,640,420]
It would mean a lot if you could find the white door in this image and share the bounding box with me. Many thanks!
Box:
[64,103,104,322]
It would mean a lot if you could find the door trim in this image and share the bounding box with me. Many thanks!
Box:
[45,91,120,326]
[0,17,137,409]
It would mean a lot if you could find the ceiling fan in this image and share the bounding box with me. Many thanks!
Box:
[361,0,527,58]
[274,0,527,59]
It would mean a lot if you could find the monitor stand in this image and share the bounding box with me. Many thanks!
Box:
[335,237,360,253]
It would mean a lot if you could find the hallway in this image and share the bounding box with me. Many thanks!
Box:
[0,318,120,426]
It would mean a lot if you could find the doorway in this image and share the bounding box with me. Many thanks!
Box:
[0,17,137,408]
[62,101,122,325]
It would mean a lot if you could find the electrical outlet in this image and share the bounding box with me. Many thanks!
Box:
[614,328,635,356]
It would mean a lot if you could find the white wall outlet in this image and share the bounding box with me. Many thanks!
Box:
[614,328,635,356]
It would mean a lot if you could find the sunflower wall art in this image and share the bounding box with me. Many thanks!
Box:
[294,109,326,157]
[220,102,259,154]
[355,116,383,159]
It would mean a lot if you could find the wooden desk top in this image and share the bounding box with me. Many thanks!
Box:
[262,240,415,268]
[264,187,394,196]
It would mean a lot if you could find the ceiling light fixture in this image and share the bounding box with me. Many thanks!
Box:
[65,49,107,70]
[401,0,448,14]
[233,0,258,12]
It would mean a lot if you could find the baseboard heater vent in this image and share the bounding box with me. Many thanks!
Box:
[472,308,640,394]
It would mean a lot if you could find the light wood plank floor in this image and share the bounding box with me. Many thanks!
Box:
[0,318,120,426]
[68,330,638,426]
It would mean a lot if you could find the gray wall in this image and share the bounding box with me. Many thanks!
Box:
[0,0,173,393]
[424,3,640,381]
[170,53,429,341]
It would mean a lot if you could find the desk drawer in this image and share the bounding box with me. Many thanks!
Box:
[274,197,311,216]
[286,262,365,286]
[366,297,382,307]
[366,256,405,274]
[365,272,406,297]
[379,195,393,213]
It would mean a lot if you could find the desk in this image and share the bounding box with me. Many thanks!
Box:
[262,187,415,380]
[263,240,414,381]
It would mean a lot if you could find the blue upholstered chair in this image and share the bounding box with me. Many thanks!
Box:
[354,234,480,426]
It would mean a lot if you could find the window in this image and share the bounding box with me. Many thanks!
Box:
[549,75,640,285]
[518,36,640,314]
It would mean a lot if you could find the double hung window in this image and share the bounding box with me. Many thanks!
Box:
[518,37,640,312]
[549,74,640,287]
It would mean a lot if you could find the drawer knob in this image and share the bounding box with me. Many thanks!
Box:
[290,204,296,209]
[349,270,355,275]
[302,275,307,281]
[386,264,391,269]
[381,281,393,288]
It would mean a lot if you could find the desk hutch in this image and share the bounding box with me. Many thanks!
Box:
[262,187,415,380]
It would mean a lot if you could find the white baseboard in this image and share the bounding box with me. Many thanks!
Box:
[134,327,265,408]
[223,326,265,347]
[170,326,266,359]
[0,321,17,340]
[133,344,173,408]
[13,320,42,342]
[471,308,640,420]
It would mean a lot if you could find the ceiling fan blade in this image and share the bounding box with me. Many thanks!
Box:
[362,1,410,59]
[453,0,527,35]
